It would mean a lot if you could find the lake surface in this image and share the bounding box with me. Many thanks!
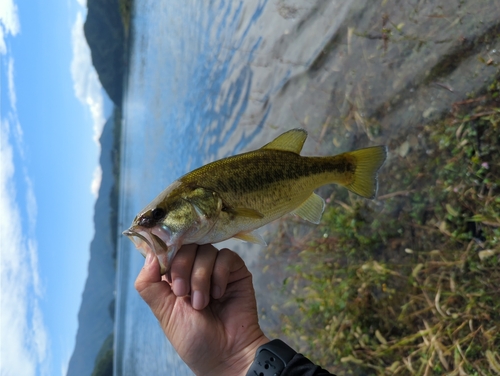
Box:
[114,1,499,374]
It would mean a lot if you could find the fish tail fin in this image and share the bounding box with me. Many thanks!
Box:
[342,145,387,199]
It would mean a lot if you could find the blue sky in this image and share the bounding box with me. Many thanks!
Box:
[0,0,110,374]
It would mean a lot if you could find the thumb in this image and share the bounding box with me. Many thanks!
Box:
[135,251,174,316]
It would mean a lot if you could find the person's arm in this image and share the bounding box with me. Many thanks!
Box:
[135,244,334,376]
[135,244,269,375]
[246,339,335,376]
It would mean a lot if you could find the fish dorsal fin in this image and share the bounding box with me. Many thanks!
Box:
[291,193,325,224]
[261,128,308,154]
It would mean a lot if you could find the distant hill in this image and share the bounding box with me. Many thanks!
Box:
[67,1,125,374]
[84,0,126,106]
[66,109,120,376]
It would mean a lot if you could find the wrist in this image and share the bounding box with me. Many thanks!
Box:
[245,339,298,376]
[203,334,270,376]
[236,335,271,376]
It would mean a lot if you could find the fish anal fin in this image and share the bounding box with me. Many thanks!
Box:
[261,129,307,154]
[231,207,265,219]
[291,193,325,224]
[233,230,267,246]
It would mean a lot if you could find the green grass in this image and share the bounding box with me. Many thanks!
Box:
[267,80,500,374]
[91,333,113,376]
[118,0,132,37]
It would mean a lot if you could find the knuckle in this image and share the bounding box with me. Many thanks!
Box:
[191,268,211,287]
[171,257,193,275]
[213,263,230,280]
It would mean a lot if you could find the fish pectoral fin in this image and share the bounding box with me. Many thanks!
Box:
[291,193,325,224]
[261,128,307,154]
[233,230,267,246]
[231,207,265,219]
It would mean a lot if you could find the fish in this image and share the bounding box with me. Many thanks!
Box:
[123,129,387,274]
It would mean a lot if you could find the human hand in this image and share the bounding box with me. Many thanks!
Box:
[135,244,269,376]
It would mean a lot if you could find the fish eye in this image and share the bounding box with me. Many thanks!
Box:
[151,208,165,221]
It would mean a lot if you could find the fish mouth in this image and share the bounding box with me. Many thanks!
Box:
[122,228,155,257]
[122,225,172,274]
[122,228,151,249]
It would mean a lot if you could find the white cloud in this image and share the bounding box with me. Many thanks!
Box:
[7,56,16,108]
[70,10,105,197]
[0,118,49,376]
[0,42,49,375]
[90,165,102,197]
[70,11,106,145]
[31,303,48,367]
[6,56,25,162]
[60,350,70,376]
[0,0,20,54]
[0,26,6,54]
[24,175,37,231]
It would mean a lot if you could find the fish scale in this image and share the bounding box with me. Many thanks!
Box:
[123,129,387,274]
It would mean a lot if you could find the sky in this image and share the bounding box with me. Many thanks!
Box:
[0,0,110,375]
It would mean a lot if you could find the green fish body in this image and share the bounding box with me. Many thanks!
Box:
[123,129,387,274]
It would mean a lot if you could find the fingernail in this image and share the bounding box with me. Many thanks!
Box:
[173,279,188,296]
[212,285,222,299]
[192,291,205,310]
[145,252,154,265]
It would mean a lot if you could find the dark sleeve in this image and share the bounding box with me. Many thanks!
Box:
[282,353,335,376]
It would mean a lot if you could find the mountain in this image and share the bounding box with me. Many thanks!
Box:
[84,0,126,106]
[66,109,120,376]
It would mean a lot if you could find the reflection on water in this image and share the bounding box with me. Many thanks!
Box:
[116,0,500,374]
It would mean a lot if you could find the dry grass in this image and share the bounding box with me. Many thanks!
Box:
[266,80,500,375]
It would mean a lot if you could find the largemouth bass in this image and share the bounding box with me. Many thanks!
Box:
[123,129,387,274]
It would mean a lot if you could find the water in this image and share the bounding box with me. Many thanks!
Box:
[115,1,282,374]
[115,1,500,374]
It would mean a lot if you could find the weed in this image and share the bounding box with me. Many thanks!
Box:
[266,80,500,374]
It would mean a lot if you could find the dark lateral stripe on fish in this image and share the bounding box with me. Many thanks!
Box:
[125,128,387,275]
[204,152,356,194]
